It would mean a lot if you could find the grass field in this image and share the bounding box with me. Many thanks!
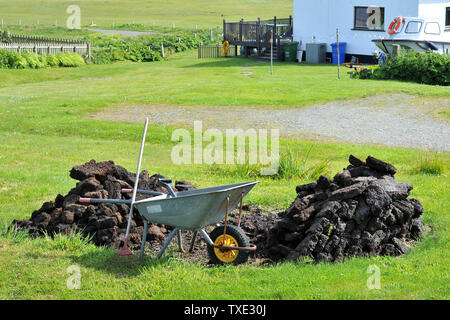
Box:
[0,46,449,299]
[0,0,292,29]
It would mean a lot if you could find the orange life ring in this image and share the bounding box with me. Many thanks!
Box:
[388,17,403,35]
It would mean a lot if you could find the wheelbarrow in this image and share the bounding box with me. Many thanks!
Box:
[79,118,259,265]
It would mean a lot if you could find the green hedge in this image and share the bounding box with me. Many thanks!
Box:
[353,51,450,86]
[0,49,85,69]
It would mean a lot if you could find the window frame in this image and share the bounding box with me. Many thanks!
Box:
[445,7,450,30]
[353,6,386,31]
[405,21,423,34]
[424,22,441,35]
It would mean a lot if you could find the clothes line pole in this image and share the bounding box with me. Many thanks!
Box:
[270,30,273,75]
[337,28,340,80]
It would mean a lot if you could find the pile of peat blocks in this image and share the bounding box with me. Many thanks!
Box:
[12,160,196,249]
[263,155,425,262]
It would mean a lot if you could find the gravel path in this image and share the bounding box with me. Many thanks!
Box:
[92,93,450,152]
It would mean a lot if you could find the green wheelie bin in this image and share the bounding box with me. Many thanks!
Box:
[283,41,299,62]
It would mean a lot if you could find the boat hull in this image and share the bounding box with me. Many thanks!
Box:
[373,38,450,55]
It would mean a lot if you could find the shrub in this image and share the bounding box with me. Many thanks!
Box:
[0,49,85,69]
[86,29,217,64]
[45,54,60,67]
[0,49,27,68]
[55,52,85,67]
[22,51,47,69]
[374,50,450,86]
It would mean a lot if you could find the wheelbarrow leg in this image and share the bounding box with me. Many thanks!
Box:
[157,227,179,259]
[177,229,185,253]
[189,231,198,253]
[139,220,148,260]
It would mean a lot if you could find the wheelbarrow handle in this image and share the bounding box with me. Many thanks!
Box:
[121,189,165,196]
[79,198,132,204]
[157,178,177,198]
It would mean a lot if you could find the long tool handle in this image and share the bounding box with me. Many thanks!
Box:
[125,118,149,240]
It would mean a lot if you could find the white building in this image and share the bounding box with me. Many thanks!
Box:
[293,0,450,61]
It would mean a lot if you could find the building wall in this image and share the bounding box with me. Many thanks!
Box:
[418,0,449,27]
[293,0,420,56]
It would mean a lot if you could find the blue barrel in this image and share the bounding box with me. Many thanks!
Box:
[331,42,346,64]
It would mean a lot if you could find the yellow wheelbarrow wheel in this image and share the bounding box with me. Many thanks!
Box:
[207,224,250,265]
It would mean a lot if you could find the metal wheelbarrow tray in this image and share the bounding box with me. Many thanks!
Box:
[136,180,259,263]
[135,181,257,229]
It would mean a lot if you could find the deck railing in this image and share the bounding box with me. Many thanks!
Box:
[198,44,237,58]
[223,16,293,59]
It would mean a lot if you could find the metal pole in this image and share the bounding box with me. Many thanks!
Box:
[126,117,149,238]
[117,118,149,255]
[337,28,340,80]
[270,30,273,75]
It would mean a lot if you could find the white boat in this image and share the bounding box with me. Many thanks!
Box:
[372,17,450,55]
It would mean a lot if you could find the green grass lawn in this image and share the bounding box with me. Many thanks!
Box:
[0,49,449,299]
[0,0,292,29]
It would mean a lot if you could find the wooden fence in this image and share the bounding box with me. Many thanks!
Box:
[0,33,91,58]
[198,44,237,58]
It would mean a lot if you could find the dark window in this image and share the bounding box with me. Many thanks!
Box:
[446,7,450,27]
[354,6,385,30]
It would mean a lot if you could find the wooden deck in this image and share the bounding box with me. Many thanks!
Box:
[223,16,293,60]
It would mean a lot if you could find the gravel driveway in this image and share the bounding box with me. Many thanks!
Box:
[92,93,450,152]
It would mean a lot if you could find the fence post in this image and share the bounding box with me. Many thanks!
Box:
[257,17,261,55]
[223,19,226,43]
[217,44,220,57]
[239,19,243,42]
[87,42,91,59]
[198,45,201,59]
